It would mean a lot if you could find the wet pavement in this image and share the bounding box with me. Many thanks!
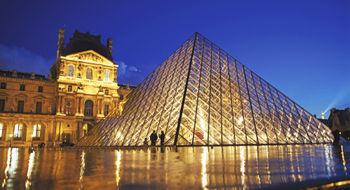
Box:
[0,145,350,189]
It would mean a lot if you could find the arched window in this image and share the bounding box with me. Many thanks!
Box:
[0,123,3,138]
[32,124,41,138]
[14,123,23,139]
[104,70,110,82]
[84,100,93,116]
[86,68,93,79]
[67,65,75,77]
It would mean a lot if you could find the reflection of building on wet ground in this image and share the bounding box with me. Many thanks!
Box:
[0,29,135,147]
[0,146,349,189]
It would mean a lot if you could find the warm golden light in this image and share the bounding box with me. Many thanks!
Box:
[240,146,246,190]
[237,117,244,125]
[76,33,334,147]
[79,151,86,189]
[115,150,121,187]
[1,148,11,188]
[25,151,35,189]
[340,145,347,172]
[201,147,208,190]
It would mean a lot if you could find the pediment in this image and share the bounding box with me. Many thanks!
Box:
[0,91,9,97]
[64,50,115,66]
[33,95,47,99]
[14,93,28,98]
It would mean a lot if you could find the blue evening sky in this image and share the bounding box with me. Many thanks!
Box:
[0,0,349,117]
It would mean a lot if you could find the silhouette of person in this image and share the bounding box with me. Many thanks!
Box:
[160,131,165,146]
[150,130,158,146]
[143,138,148,146]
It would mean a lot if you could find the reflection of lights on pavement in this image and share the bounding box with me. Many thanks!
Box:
[240,146,246,190]
[324,145,333,177]
[25,150,35,189]
[2,148,18,189]
[115,151,121,187]
[201,147,208,190]
[2,148,11,188]
[79,151,86,190]
[341,145,347,172]
[315,180,350,189]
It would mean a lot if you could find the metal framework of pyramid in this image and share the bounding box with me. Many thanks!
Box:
[77,33,333,146]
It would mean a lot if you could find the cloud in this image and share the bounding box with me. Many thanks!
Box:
[0,44,54,76]
[118,61,128,76]
[116,60,142,85]
[128,66,139,72]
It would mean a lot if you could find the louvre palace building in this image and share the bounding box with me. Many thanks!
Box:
[0,29,134,147]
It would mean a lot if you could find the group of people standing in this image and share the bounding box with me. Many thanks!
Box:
[144,130,165,146]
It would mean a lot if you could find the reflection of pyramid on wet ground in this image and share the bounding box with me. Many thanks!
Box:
[77,33,333,146]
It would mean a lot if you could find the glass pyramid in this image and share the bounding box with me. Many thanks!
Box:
[77,33,333,146]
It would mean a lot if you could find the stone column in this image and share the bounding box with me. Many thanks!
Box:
[61,97,65,114]
[26,121,33,143]
[44,122,49,144]
[75,96,84,116]
[57,95,61,114]
[97,96,104,118]
[80,98,84,115]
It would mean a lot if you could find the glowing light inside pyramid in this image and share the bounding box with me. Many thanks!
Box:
[77,33,333,146]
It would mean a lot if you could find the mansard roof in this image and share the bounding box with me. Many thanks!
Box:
[63,30,113,61]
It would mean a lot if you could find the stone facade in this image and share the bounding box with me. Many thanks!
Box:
[0,29,135,147]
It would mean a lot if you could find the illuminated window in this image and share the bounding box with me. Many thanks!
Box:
[36,102,42,114]
[67,65,75,77]
[104,104,109,116]
[17,100,24,113]
[84,100,93,116]
[104,70,110,82]
[0,99,5,112]
[0,123,3,138]
[86,68,93,79]
[14,123,23,139]
[20,84,25,91]
[32,124,41,138]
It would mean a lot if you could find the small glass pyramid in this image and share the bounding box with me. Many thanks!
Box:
[77,33,333,146]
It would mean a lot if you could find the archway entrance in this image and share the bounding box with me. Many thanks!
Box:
[82,123,93,136]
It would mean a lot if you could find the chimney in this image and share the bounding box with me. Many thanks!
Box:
[57,28,65,58]
[12,70,17,77]
[107,38,113,56]
[31,72,35,79]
